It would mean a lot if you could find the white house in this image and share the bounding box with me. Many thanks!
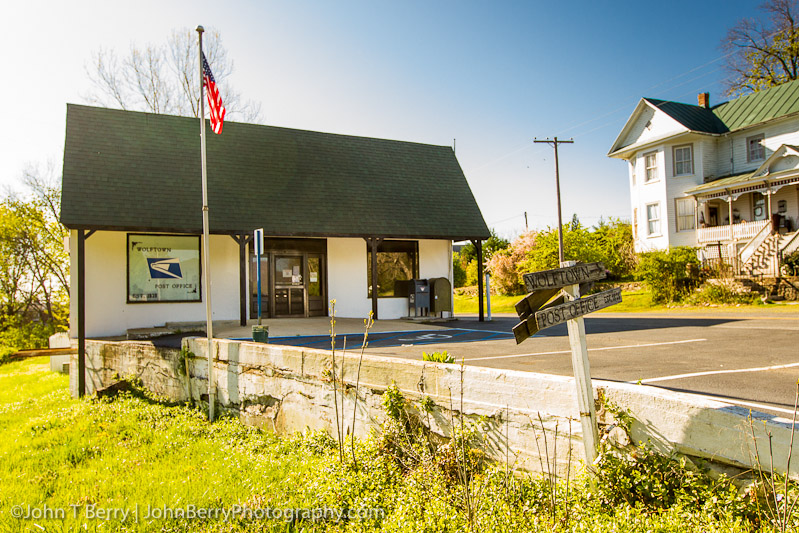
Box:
[609,81,799,274]
[60,105,490,339]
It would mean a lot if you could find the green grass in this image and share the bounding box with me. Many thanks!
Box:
[455,289,799,315]
[454,290,658,314]
[0,357,790,532]
[0,357,323,532]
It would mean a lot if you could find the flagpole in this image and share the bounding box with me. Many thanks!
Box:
[197,25,215,422]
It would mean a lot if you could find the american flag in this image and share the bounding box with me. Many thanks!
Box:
[201,52,226,134]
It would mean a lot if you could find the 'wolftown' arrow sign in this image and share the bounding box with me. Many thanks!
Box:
[522,261,606,292]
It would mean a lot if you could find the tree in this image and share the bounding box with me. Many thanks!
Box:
[85,27,262,122]
[722,0,799,95]
[0,164,69,350]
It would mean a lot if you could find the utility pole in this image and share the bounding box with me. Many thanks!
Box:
[534,137,574,264]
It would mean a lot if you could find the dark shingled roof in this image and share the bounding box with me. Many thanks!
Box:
[61,105,489,240]
[643,98,729,134]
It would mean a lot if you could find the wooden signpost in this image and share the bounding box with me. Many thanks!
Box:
[513,261,621,465]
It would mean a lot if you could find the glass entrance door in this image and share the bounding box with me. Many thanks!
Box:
[274,255,305,317]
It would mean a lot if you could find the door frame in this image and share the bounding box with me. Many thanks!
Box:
[248,238,328,319]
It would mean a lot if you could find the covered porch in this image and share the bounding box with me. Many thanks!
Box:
[687,145,799,274]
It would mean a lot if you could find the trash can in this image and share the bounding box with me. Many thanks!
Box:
[252,325,269,343]
[408,279,430,317]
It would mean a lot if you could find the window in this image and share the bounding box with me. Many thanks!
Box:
[675,198,695,232]
[673,144,693,176]
[644,152,658,182]
[747,134,765,162]
[367,240,418,297]
[630,159,636,186]
[633,208,638,239]
[646,203,661,235]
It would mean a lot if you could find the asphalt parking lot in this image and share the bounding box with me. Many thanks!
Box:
[360,310,799,417]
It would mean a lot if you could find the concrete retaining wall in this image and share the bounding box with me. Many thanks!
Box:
[71,338,798,477]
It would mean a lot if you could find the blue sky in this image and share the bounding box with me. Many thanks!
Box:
[2,0,758,237]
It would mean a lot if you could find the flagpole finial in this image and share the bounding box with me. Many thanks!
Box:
[196,25,205,34]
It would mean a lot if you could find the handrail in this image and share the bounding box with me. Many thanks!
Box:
[739,221,773,266]
[780,230,799,256]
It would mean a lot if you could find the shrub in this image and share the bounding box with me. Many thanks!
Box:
[783,250,799,276]
[486,230,537,296]
[465,259,479,286]
[635,247,698,303]
[518,218,635,278]
[683,280,760,306]
[453,252,467,287]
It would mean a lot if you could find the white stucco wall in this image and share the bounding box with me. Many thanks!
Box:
[327,237,371,319]
[72,234,456,337]
[69,230,241,338]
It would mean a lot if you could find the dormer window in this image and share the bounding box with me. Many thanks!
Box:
[747,134,765,162]
[673,144,693,176]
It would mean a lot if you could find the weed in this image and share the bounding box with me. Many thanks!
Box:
[422,350,454,363]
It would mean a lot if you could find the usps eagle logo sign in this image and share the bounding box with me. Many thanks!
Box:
[147,258,183,279]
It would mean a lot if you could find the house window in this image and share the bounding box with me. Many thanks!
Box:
[630,159,636,186]
[747,134,765,162]
[633,208,638,239]
[646,203,661,236]
[675,198,695,232]
[673,144,693,176]
[367,240,419,297]
[644,152,658,182]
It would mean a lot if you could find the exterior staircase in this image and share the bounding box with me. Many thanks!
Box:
[732,229,799,300]
[740,233,780,276]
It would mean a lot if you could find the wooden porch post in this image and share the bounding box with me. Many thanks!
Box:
[366,237,381,320]
[473,239,484,322]
[727,194,733,241]
[232,233,251,327]
[77,229,86,397]
[76,229,96,397]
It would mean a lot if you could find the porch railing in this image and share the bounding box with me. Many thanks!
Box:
[697,220,769,244]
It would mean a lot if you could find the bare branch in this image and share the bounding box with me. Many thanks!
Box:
[84,27,263,123]
[722,0,799,95]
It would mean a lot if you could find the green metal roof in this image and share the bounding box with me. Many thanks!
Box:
[713,79,799,131]
[61,105,490,240]
[683,171,755,194]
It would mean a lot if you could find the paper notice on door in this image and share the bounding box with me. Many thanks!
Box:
[293,265,300,275]
[310,273,318,283]
[292,275,300,284]
[282,269,291,278]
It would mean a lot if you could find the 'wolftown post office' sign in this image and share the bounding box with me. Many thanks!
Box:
[513,260,621,466]
[513,262,620,344]
[127,234,201,303]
